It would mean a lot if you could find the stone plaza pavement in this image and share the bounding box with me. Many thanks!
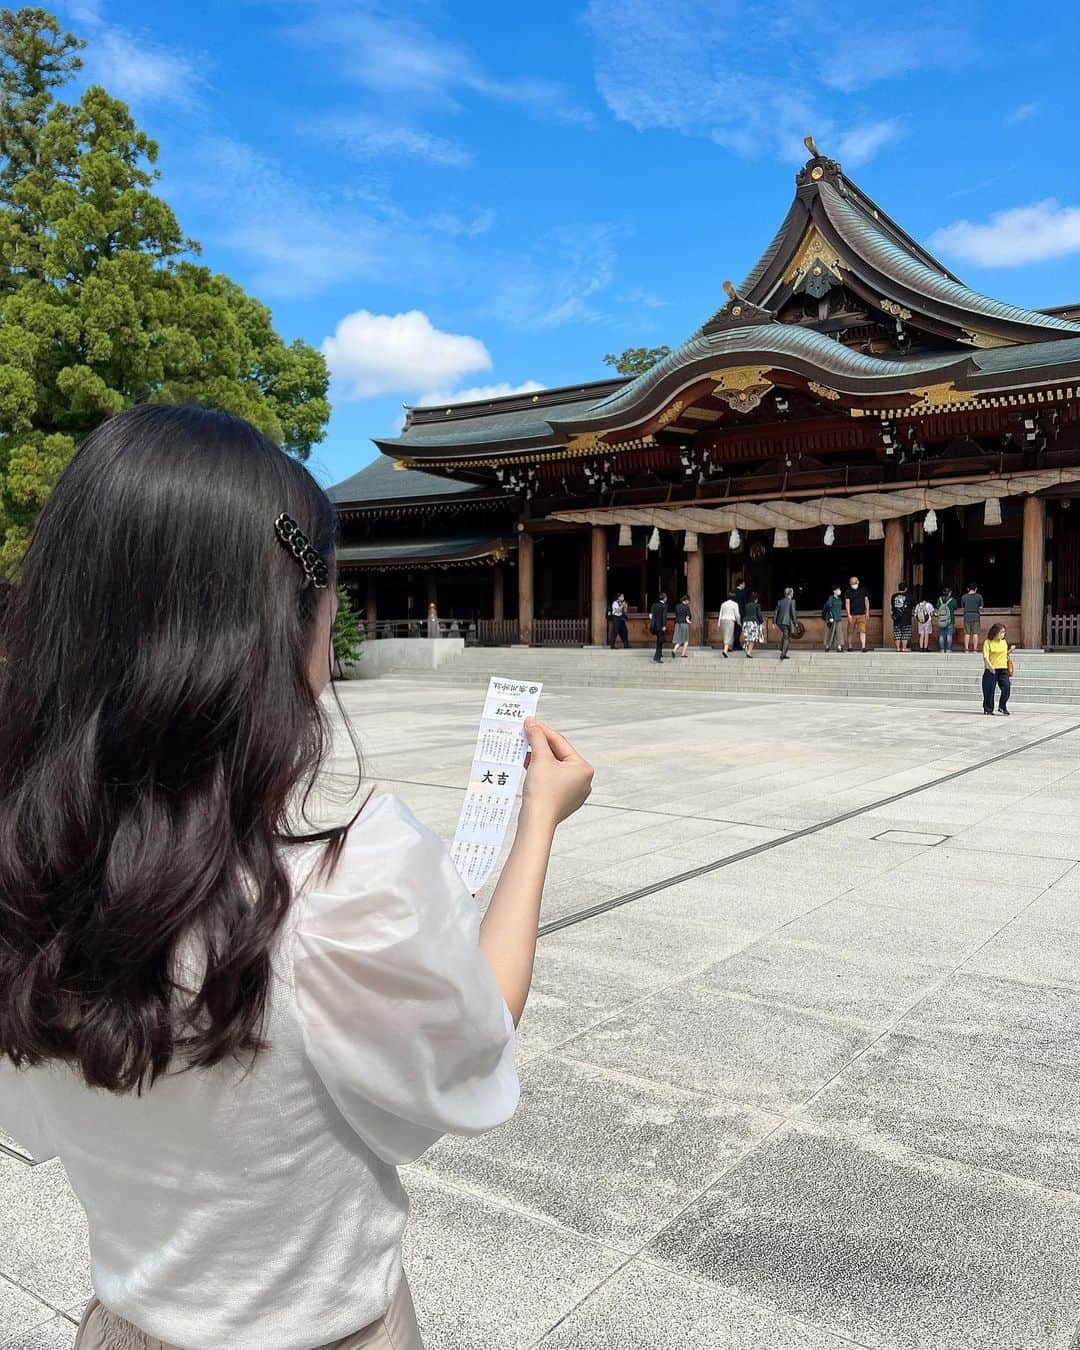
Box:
[4,677,1080,1348]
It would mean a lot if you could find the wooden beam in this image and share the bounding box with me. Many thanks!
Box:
[590,526,608,645]
[1021,495,1046,648]
[518,530,534,644]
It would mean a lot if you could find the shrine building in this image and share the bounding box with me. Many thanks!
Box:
[329,141,1080,650]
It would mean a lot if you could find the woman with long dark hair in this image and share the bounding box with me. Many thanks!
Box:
[0,405,592,1350]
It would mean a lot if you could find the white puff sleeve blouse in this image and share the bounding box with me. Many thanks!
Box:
[291,793,519,1165]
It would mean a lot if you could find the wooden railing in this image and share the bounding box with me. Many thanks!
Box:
[1045,613,1080,649]
[533,618,588,647]
[476,619,518,646]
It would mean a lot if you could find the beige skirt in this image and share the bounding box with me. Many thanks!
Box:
[73,1277,424,1350]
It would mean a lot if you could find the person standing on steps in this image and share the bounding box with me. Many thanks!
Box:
[608,593,629,649]
[962,582,984,654]
[741,592,763,658]
[821,586,844,651]
[914,594,935,651]
[718,593,740,658]
[650,591,668,663]
[936,587,958,654]
[890,581,913,652]
[774,587,797,660]
[843,575,870,652]
[733,576,749,648]
[981,621,1015,714]
[672,594,691,659]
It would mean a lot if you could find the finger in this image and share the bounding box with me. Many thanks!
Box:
[523,717,555,760]
[528,720,582,763]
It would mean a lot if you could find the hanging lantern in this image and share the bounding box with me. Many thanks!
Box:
[984,497,1002,527]
[618,523,632,547]
[684,530,699,552]
[924,508,938,534]
[868,519,884,541]
[647,526,660,552]
[729,528,742,550]
[824,525,835,546]
[773,528,789,548]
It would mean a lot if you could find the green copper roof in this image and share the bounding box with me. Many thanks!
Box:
[819,182,1080,340]
[336,535,510,566]
[328,455,490,506]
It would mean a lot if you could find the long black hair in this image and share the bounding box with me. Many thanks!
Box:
[0,404,350,1092]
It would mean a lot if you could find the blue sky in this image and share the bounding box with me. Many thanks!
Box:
[59,0,1080,488]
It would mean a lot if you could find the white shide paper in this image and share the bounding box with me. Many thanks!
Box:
[451,675,543,893]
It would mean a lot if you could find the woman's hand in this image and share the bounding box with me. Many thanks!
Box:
[521,718,593,830]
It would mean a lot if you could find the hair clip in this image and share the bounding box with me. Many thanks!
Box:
[274,513,329,589]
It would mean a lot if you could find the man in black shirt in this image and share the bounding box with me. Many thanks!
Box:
[774,587,797,660]
[649,592,668,663]
[890,580,913,652]
[843,575,870,652]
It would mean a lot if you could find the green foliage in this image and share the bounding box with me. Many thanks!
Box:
[602,345,672,377]
[331,585,364,675]
[0,6,331,576]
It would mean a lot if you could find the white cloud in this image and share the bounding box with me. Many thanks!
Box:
[835,119,904,167]
[929,200,1080,267]
[68,2,202,105]
[286,6,591,124]
[322,310,493,400]
[419,380,546,407]
[583,0,967,166]
[318,116,473,168]
[427,208,496,238]
[182,138,390,300]
[1005,102,1039,125]
[620,287,669,310]
[484,222,622,329]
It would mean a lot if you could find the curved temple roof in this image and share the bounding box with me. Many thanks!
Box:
[364,147,1080,470]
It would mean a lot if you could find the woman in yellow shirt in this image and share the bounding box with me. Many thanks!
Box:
[982,622,1013,715]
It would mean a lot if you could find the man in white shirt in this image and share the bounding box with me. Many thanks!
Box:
[608,593,629,648]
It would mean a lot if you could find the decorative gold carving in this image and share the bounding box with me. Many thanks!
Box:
[879,298,913,321]
[965,330,1015,349]
[782,227,844,287]
[565,431,604,454]
[708,365,774,413]
[804,134,820,157]
[709,366,772,392]
[392,457,414,471]
[810,166,824,180]
[682,406,724,423]
[908,382,980,410]
[654,399,686,428]
[808,381,842,401]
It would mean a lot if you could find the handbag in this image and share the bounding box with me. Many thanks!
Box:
[1007,658,1015,678]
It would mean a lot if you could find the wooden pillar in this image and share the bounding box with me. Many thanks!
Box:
[426,577,438,608]
[365,576,377,637]
[590,526,607,645]
[1021,495,1046,648]
[686,546,705,646]
[518,530,534,644]
[492,566,504,622]
[883,517,904,646]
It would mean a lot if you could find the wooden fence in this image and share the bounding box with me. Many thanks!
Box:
[1045,613,1080,649]
[475,619,518,646]
[532,618,588,647]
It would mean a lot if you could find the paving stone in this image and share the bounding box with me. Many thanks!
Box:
[519,909,761,1058]
[0,1276,59,1347]
[967,919,1080,992]
[897,971,1080,1071]
[418,1055,778,1251]
[564,974,873,1114]
[538,1260,857,1349]
[806,1031,1080,1193]
[0,1160,91,1309]
[647,1126,1080,1350]
[401,1173,622,1350]
[1,1320,76,1350]
[780,897,999,970]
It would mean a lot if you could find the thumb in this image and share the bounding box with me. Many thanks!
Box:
[523,716,554,760]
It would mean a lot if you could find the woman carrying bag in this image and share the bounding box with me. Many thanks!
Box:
[981,622,1016,715]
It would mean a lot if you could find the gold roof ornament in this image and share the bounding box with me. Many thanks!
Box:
[803,134,820,157]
